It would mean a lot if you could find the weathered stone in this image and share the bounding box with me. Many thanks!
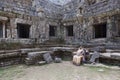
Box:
[37,61,46,65]
[54,57,62,63]
[43,53,53,63]
[0,0,120,67]
[90,46,106,52]
[90,51,100,63]
[111,53,120,60]
[0,16,8,21]
[26,51,52,65]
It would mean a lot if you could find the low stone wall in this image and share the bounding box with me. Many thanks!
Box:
[0,38,35,44]
[0,46,120,67]
[100,57,120,66]
[0,47,74,67]
[0,50,27,67]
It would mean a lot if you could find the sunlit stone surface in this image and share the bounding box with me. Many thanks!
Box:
[49,0,71,5]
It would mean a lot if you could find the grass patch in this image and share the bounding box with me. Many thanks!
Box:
[83,65,116,74]
[0,65,26,80]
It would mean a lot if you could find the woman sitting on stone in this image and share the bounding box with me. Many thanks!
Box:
[73,47,87,65]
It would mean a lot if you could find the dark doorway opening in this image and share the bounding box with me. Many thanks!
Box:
[17,23,30,38]
[49,25,56,37]
[94,23,107,38]
[0,22,3,38]
[66,25,74,37]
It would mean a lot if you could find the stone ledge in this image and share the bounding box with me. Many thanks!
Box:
[0,16,8,21]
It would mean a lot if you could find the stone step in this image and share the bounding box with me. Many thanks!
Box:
[100,53,120,60]
[89,38,106,43]
[80,43,105,48]
[49,47,76,52]
[38,44,78,48]
[111,53,120,60]
[0,46,77,56]
[105,45,120,49]
[0,50,21,54]
[106,49,120,53]
[28,51,53,56]
[20,47,76,54]
[0,52,21,59]
[20,48,50,54]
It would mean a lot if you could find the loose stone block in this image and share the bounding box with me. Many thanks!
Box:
[43,53,53,63]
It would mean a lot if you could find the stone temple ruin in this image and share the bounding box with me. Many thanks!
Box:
[0,0,119,45]
[0,0,120,66]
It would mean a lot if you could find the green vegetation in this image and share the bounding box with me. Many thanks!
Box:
[0,62,120,80]
[55,38,65,44]
[0,42,22,50]
[0,65,26,80]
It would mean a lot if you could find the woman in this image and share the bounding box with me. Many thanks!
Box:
[73,47,86,65]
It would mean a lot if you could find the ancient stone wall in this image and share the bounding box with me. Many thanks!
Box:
[0,0,119,44]
[0,0,48,44]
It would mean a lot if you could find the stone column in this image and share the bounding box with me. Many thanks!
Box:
[10,18,16,39]
[107,16,117,42]
[2,22,6,38]
[58,23,64,39]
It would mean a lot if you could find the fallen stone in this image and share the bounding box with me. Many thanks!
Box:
[43,53,53,63]
[37,61,46,65]
[90,51,100,63]
[26,51,52,65]
[54,57,62,63]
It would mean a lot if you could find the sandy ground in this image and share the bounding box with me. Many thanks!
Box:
[0,61,120,80]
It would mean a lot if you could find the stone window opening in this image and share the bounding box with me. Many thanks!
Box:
[49,25,56,37]
[17,23,30,38]
[93,23,107,38]
[66,25,74,37]
[79,7,83,14]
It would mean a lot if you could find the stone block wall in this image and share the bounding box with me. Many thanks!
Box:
[0,0,119,44]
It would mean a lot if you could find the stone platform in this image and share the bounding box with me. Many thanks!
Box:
[0,45,120,67]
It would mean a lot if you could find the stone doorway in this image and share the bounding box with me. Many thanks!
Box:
[93,23,107,38]
[17,23,30,38]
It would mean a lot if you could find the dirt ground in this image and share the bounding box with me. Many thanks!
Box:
[0,61,120,80]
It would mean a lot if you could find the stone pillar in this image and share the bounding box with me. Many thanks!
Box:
[2,22,6,38]
[10,18,16,39]
[107,17,112,41]
[57,24,60,38]
[107,16,117,42]
[85,18,93,41]
[0,16,8,38]
[58,23,64,39]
